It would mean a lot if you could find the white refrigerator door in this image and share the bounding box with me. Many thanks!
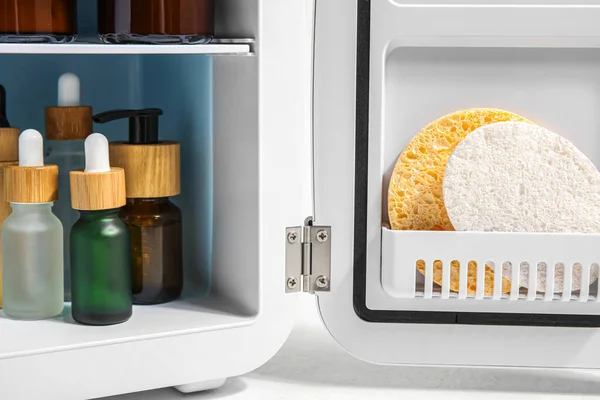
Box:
[314,0,600,370]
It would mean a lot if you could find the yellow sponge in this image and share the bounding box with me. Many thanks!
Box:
[388,108,530,295]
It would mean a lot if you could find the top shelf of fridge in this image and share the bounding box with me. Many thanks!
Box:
[0,39,253,55]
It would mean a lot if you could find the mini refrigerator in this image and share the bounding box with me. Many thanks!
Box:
[3,0,600,398]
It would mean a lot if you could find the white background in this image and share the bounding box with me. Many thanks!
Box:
[105,295,600,400]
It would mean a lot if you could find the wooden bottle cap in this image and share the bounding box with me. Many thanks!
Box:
[4,165,59,203]
[45,106,93,140]
[0,127,19,162]
[70,168,126,211]
[109,141,181,198]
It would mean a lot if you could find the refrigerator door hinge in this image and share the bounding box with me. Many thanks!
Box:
[285,217,331,294]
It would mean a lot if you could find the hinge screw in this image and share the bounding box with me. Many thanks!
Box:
[287,231,298,243]
[316,275,329,288]
[316,230,328,242]
[287,277,298,289]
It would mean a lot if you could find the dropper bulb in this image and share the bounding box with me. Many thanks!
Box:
[84,133,111,173]
[58,73,80,107]
[19,129,44,167]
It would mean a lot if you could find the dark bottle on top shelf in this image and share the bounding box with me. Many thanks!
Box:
[97,0,214,44]
[0,0,78,43]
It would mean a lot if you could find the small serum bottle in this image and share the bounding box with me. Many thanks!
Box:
[45,72,93,302]
[70,133,131,325]
[0,85,20,309]
[93,109,182,305]
[2,129,63,320]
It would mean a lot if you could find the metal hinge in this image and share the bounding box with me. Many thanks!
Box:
[285,217,331,294]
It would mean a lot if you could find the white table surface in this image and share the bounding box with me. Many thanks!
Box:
[104,296,600,400]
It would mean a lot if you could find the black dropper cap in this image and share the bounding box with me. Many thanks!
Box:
[93,108,163,144]
[0,85,11,128]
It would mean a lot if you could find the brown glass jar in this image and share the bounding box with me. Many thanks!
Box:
[98,0,214,44]
[120,198,183,305]
[0,0,77,43]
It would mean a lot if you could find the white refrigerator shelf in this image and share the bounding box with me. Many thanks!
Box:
[0,38,253,55]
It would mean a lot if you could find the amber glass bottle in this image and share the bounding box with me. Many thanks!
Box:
[97,0,214,44]
[93,109,183,305]
[120,198,182,304]
[0,0,77,43]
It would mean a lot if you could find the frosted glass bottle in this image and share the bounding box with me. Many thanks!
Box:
[46,140,84,301]
[2,203,64,320]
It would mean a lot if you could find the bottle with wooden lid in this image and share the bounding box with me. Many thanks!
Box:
[0,0,78,43]
[94,108,183,305]
[0,85,19,309]
[70,133,131,325]
[45,72,93,302]
[2,129,63,320]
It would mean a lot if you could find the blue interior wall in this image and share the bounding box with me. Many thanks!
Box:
[0,53,213,298]
[142,55,214,297]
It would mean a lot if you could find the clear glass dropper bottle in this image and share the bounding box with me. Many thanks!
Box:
[45,72,93,302]
[2,129,63,320]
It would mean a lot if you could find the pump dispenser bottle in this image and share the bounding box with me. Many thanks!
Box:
[70,133,130,325]
[0,85,20,308]
[45,72,93,302]
[93,109,182,305]
[2,129,63,320]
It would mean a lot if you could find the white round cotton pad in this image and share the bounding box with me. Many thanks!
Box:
[443,121,600,292]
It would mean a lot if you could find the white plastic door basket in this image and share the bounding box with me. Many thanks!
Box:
[382,230,600,305]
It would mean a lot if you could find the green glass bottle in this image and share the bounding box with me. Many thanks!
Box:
[71,209,131,325]
[70,133,130,325]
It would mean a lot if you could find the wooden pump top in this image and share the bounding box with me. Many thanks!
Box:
[0,128,20,162]
[0,85,19,162]
[93,108,180,199]
[110,141,181,198]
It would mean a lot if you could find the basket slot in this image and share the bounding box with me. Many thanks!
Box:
[508,262,519,301]
[562,262,573,302]
[458,259,468,300]
[593,264,600,303]
[476,259,485,300]
[488,261,500,300]
[579,263,591,303]
[441,260,451,299]
[414,260,423,298]
[526,262,536,301]
[545,262,555,300]
[424,259,434,299]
